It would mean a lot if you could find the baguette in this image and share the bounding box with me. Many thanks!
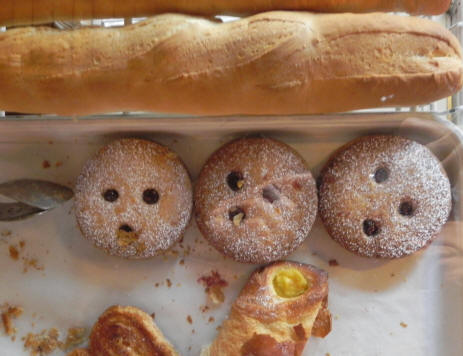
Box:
[0,0,452,26]
[201,261,331,356]
[0,11,461,116]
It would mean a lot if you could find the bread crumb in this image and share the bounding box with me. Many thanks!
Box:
[1,304,23,337]
[200,305,210,313]
[166,279,172,288]
[208,316,215,323]
[328,259,339,267]
[55,161,63,168]
[62,327,87,351]
[23,328,62,355]
[9,245,19,260]
[150,313,155,320]
[1,230,12,237]
[42,160,51,169]
[390,273,396,277]
[400,322,408,328]
[155,283,160,288]
[198,271,228,305]
[186,315,193,324]
[179,259,185,265]
[22,257,44,273]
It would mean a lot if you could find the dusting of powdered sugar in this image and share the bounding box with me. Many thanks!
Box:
[74,138,193,258]
[318,135,451,258]
[195,138,317,263]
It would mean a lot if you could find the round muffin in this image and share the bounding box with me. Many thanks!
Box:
[195,137,318,264]
[318,135,452,259]
[75,138,193,258]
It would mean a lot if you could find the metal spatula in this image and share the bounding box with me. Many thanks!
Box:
[0,179,74,221]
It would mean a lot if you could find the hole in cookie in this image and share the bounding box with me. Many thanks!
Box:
[226,171,244,191]
[272,268,310,298]
[229,207,245,226]
[363,219,380,236]
[262,184,280,203]
[374,167,389,183]
[117,224,138,247]
[103,189,119,202]
[143,189,159,205]
[399,200,415,217]
[119,224,133,233]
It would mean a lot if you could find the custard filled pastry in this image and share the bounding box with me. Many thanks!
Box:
[202,261,331,355]
[68,305,178,356]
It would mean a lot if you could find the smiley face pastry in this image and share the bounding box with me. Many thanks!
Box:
[195,137,318,264]
[75,138,193,258]
[318,135,452,259]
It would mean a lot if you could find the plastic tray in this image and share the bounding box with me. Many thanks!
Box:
[0,112,462,355]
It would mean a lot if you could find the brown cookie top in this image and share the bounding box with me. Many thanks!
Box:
[75,138,192,258]
[195,137,317,263]
[318,135,451,258]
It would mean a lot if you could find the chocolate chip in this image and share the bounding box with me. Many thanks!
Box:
[143,189,159,204]
[399,201,415,216]
[119,224,133,232]
[229,207,245,225]
[226,171,244,191]
[374,167,389,183]
[263,185,280,203]
[103,189,118,202]
[363,219,380,236]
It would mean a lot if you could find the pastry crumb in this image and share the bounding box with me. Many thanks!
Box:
[166,279,172,288]
[22,257,44,273]
[62,327,87,351]
[328,259,339,267]
[1,230,12,237]
[198,271,228,305]
[208,316,215,323]
[9,245,20,260]
[1,304,23,337]
[23,328,62,355]
[200,305,210,313]
[42,160,51,169]
[186,315,193,324]
[150,313,155,320]
[400,322,408,328]
[55,161,63,168]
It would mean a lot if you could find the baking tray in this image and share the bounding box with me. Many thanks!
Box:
[0,112,462,355]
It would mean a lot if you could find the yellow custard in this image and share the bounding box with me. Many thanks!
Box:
[272,268,310,298]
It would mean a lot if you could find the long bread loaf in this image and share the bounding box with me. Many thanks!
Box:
[0,11,461,116]
[0,0,452,26]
